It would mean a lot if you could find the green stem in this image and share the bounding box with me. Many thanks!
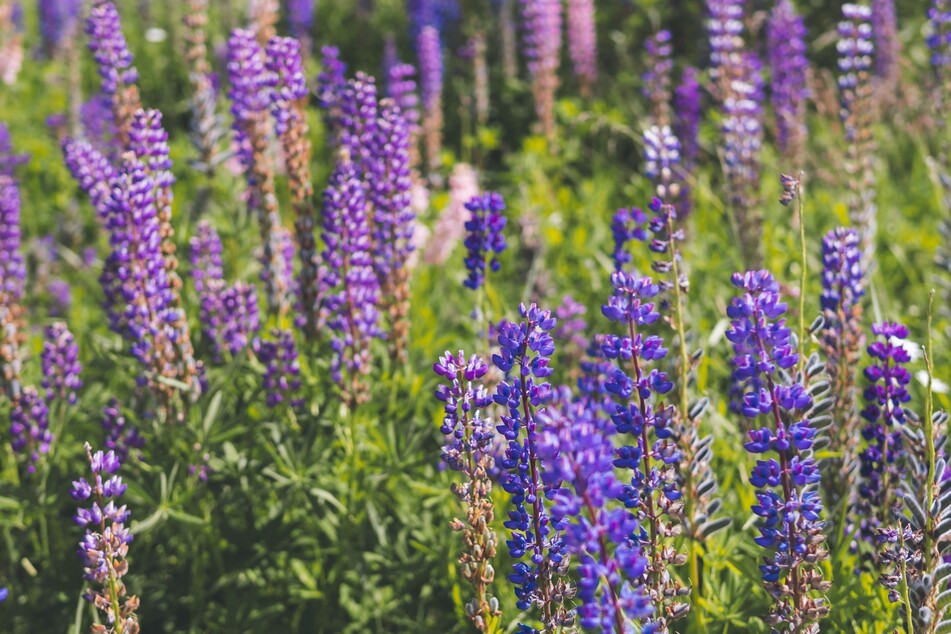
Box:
[796,175,807,377]
[899,525,915,634]
[924,291,937,568]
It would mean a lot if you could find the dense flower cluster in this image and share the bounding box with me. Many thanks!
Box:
[434,351,501,630]
[387,62,420,135]
[838,3,878,268]
[643,125,681,202]
[38,0,81,55]
[600,267,689,629]
[71,444,140,633]
[539,400,653,632]
[0,173,25,301]
[287,0,315,44]
[643,30,673,127]
[851,322,912,547]
[61,137,116,220]
[706,0,745,83]
[521,0,562,138]
[462,192,507,290]
[928,0,951,77]
[227,28,289,315]
[85,1,140,143]
[417,25,444,172]
[566,0,597,95]
[673,68,701,216]
[493,304,571,630]
[41,322,82,406]
[611,206,648,272]
[767,0,810,162]
[10,386,51,474]
[254,329,303,409]
[727,270,829,630]
[872,0,899,89]
[102,399,144,463]
[320,153,381,403]
[316,46,348,139]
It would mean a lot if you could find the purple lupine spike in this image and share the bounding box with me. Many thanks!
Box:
[80,95,119,157]
[253,328,303,409]
[538,401,653,630]
[462,192,507,291]
[220,282,260,357]
[10,386,51,474]
[600,268,688,628]
[287,0,315,45]
[872,0,899,88]
[61,137,116,220]
[610,206,648,272]
[85,1,138,98]
[39,0,82,55]
[339,72,380,174]
[321,153,382,404]
[0,174,25,303]
[416,25,444,173]
[71,443,140,631]
[0,123,28,176]
[838,4,878,269]
[722,52,765,268]
[387,62,421,134]
[643,124,681,202]
[643,30,673,126]
[228,28,290,315]
[929,0,951,78]
[673,67,701,217]
[493,303,572,630]
[727,270,830,629]
[190,220,226,359]
[566,0,597,96]
[102,399,144,463]
[41,322,82,406]
[521,0,562,139]
[316,46,348,140]
[183,0,224,179]
[850,322,912,548]
[265,36,308,138]
[706,0,745,83]
[767,0,810,162]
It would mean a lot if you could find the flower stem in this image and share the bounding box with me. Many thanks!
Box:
[796,174,807,377]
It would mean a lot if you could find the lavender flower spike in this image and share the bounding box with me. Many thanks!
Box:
[463,192,507,291]
[85,1,141,145]
[727,270,830,629]
[0,173,25,302]
[872,0,899,93]
[767,0,810,163]
[71,443,140,633]
[417,25,444,174]
[10,386,51,475]
[254,328,303,409]
[521,0,563,139]
[41,322,82,406]
[566,0,597,96]
[673,67,701,217]
[102,399,144,463]
[493,303,572,631]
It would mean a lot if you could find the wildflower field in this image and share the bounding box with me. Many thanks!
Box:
[0,0,949,632]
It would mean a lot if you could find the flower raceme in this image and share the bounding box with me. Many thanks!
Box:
[726,270,830,631]
[463,192,507,291]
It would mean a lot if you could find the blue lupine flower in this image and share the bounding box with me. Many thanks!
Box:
[463,192,507,290]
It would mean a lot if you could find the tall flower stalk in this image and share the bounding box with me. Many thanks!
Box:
[183,0,225,186]
[521,0,562,140]
[726,270,830,630]
[566,0,597,96]
[434,351,501,632]
[85,1,141,147]
[767,1,810,164]
[493,303,571,632]
[417,25,444,176]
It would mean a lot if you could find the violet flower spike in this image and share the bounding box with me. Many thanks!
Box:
[462,192,507,291]
[566,0,597,96]
[41,322,82,406]
[767,0,810,162]
[673,67,701,217]
[254,328,303,410]
[9,386,51,475]
[102,399,144,463]
[520,0,562,139]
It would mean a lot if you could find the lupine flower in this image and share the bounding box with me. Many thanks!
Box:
[872,0,899,90]
[493,303,572,631]
[600,267,689,629]
[838,4,878,268]
[539,401,653,631]
[71,444,140,633]
[727,270,830,630]
[0,174,25,302]
[316,46,348,142]
[10,387,51,474]
[721,53,765,268]
[339,72,379,173]
[100,153,193,393]
[818,227,866,508]
[566,0,597,96]
[254,328,303,409]
[673,68,701,217]
[61,137,116,221]
[706,0,745,83]
[554,295,588,371]
[643,30,673,127]
[48,278,72,316]
[368,101,416,358]
[417,25,444,173]
[0,122,28,176]
[218,282,260,358]
[183,0,225,178]
[80,96,119,157]
[387,62,421,136]
[38,0,81,56]
[462,192,507,291]
[643,125,681,202]
[928,0,951,80]
[876,524,923,604]
[321,153,382,404]
[434,351,502,630]
[521,0,562,139]
[767,0,810,163]
[41,322,82,406]
[247,0,278,44]
[611,206,648,272]
[850,322,912,548]
[287,0,315,45]
[227,28,291,315]
[102,399,144,463]
[0,3,23,86]
[85,1,140,144]
[266,36,318,337]
[424,163,478,265]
